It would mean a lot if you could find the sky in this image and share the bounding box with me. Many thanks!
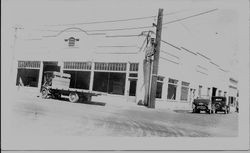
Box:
[2,0,246,79]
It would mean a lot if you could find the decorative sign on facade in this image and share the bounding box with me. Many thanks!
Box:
[64,37,79,47]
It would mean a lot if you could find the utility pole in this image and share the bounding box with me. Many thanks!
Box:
[10,25,23,85]
[148,8,163,108]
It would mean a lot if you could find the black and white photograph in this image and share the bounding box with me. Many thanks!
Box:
[2,0,249,151]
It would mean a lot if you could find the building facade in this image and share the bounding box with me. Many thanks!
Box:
[14,28,236,110]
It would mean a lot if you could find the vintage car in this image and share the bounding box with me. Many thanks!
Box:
[235,100,239,113]
[212,96,230,114]
[192,95,214,114]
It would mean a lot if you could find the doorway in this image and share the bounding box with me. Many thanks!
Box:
[127,78,137,102]
[41,61,60,88]
[212,87,217,97]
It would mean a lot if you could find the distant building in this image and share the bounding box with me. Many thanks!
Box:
[228,77,238,107]
[13,28,236,110]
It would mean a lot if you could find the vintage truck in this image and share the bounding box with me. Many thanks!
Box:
[41,71,102,103]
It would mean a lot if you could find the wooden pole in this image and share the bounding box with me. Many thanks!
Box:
[148,8,163,108]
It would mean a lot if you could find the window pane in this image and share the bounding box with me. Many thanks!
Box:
[167,84,177,100]
[129,63,139,71]
[157,76,164,81]
[129,73,138,77]
[95,62,126,71]
[156,82,163,98]
[75,71,90,89]
[63,70,91,89]
[181,81,190,86]
[18,61,40,69]
[16,69,39,87]
[168,78,178,84]
[93,72,109,92]
[108,73,126,95]
[64,62,92,70]
[181,86,189,101]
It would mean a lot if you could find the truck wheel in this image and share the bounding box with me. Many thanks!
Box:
[69,92,79,103]
[41,88,49,99]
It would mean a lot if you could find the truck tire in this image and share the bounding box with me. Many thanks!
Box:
[69,92,79,103]
[41,88,49,99]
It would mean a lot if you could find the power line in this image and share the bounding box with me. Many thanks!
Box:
[161,40,181,50]
[86,25,154,32]
[95,52,140,54]
[105,34,142,38]
[87,8,218,32]
[162,9,218,27]
[44,16,156,27]
[97,45,139,48]
[18,9,218,36]
[29,9,218,33]
[43,11,181,27]
[33,25,153,33]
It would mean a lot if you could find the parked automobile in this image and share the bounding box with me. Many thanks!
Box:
[235,100,239,113]
[192,95,214,114]
[211,96,230,114]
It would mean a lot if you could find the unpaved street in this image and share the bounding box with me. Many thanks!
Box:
[7,93,238,137]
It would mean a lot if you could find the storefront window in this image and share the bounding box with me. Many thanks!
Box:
[93,72,109,92]
[167,78,178,100]
[16,69,40,87]
[63,70,90,89]
[156,82,163,98]
[156,76,164,98]
[93,72,126,95]
[180,81,190,101]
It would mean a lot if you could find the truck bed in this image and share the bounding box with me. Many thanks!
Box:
[48,86,103,96]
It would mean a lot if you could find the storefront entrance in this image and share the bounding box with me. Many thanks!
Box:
[127,78,137,102]
[41,61,60,88]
